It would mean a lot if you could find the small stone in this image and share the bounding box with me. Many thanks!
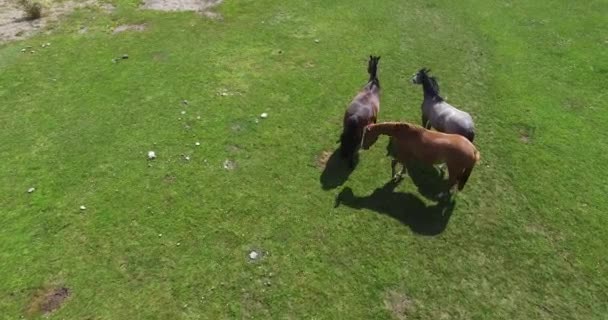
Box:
[21,48,26,52]
[41,44,46,48]
[248,251,259,260]
[27,187,36,193]
[184,156,190,161]
[176,242,181,246]
[182,99,189,105]
[220,92,228,96]
[122,54,129,59]
[181,110,186,115]
[148,151,156,159]
[80,205,86,210]
[158,233,162,237]
[314,39,320,43]
[46,42,50,46]
[195,142,201,146]
[30,50,35,54]
[260,113,268,119]
[196,116,201,120]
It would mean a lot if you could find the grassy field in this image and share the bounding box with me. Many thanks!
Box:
[1,0,607,318]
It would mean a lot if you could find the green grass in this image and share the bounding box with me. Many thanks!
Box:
[1,0,607,318]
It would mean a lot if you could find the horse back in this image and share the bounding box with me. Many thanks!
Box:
[423,99,474,133]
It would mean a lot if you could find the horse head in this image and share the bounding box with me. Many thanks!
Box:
[361,124,380,150]
[411,68,431,84]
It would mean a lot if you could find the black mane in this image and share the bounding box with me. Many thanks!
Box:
[419,69,443,101]
[368,56,381,89]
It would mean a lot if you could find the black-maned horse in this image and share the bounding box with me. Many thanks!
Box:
[339,55,381,168]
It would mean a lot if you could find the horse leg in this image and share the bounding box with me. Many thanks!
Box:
[391,159,406,181]
[438,164,459,199]
[447,165,460,191]
[421,114,430,129]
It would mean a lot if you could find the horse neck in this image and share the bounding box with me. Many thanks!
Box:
[370,122,398,136]
[365,79,380,93]
[421,78,439,100]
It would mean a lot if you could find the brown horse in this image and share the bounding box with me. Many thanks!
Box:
[361,121,480,193]
[339,55,381,168]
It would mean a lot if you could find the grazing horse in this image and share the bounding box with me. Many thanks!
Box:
[411,68,475,142]
[361,121,480,193]
[339,55,381,168]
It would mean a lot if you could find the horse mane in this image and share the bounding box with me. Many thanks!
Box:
[419,68,443,101]
[369,121,422,135]
[368,56,380,89]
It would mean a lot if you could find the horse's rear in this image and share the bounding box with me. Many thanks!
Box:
[429,131,479,191]
[407,127,480,192]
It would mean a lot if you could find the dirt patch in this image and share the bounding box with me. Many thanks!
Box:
[316,150,332,169]
[163,174,176,184]
[223,159,236,170]
[113,23,147,34]
[226,144,241,154]
[140,0,222,12]
[384,290,415,320]
[0,0,113,43]
[26,286,70,316]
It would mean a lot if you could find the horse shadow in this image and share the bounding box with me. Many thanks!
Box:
[385,139,446,201]
[320,147,359,190]
[334,179,455,236]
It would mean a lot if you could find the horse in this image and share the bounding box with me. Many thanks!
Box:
[411,68,475,142]
[361,121,480,194]
[339,55,381,168]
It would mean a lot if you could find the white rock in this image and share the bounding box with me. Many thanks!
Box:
[176,242,181,246]
[260,113,268,119]
[196,116,201,120]
[185,156,190,161]
[27,187,36,193]
[158,233,162,237]
[80,205,86,210]
[148,151,156,159]
[249,251,259,260]
[314,39,320,43]
[181,110,186,115]
[195,142,201,146]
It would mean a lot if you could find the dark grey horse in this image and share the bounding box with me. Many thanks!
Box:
[339,56,381,168]
[411,68,475,142]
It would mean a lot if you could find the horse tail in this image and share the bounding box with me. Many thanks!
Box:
[466,130,475,143]
[458,165,474,191]
[458,148,480,190]
[340,116,360,159]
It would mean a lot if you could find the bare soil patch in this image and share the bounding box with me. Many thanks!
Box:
[316,150,332,169]
[26,286,70,316]
[0,0,113,43]
[113,23,147,34]
[141,0,221,11]
[384,290,415,320]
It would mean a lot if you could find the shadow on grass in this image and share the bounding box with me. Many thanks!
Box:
[334,179,455,236]
[385,138,446,201]
[320,148,358,190]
